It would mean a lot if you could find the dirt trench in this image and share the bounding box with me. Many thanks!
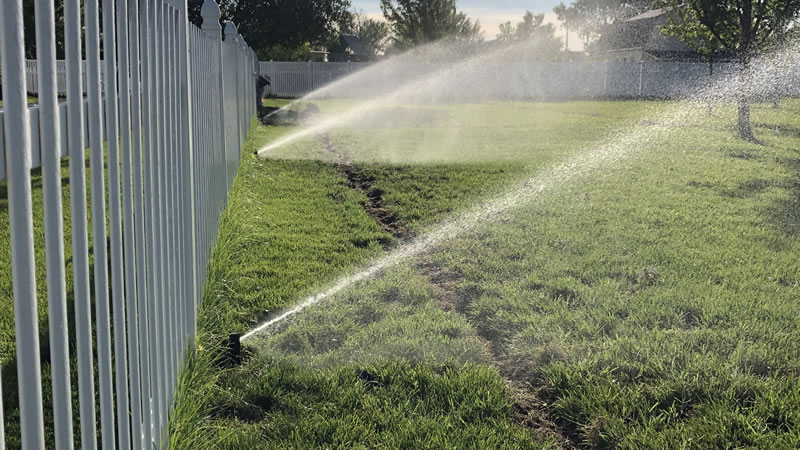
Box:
[318,133,575,446]
[415,261,577,449]
[317,134,408,246]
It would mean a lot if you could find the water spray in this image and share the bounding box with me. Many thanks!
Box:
[241,39,800,344]
[241,102,689,343]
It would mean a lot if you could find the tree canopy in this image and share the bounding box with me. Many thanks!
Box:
[379,0,483,51]
[496,11,563,58]
[652,0,800,140]
[21,0,68,59]
[341,12,392,56]
[552,0,650,52]
[553,2,579,50]
[189,0,353,61]
[661,0,800,58]
[656,3,720,62]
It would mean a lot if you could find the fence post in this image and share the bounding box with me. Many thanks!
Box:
[638,61,644,97]
[175,0,199,357]
[224,23,243,158]
[238,34,248,178]
[201,0,229,200]
[0,0,47,446]
[252,49,258,117]
[237,31,244,164]
[200,0,227,213]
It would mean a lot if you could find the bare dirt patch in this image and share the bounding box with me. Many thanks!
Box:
[415,261,577,449]
[317,134,408,246]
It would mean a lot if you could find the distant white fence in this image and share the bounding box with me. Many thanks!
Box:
[258,60,799,100]
[25,58,798,103]
[258,61,365,98]
[1,0,255,448]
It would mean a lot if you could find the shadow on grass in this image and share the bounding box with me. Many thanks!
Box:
[0,151,99,215]
[767,154,800,236]
[0,153,110,447]
[754,122,800,139]
[1,263,97,448]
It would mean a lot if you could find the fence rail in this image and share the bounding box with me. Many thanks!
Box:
[256,60,799,99]
[0,0,256,447]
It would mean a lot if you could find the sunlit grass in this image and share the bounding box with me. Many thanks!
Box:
[171,99,800,447]
[0,97,39,108]
[4,98,798,447]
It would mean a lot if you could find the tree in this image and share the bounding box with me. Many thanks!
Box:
[189,0,353,61]
[22,0,69,60]
[496,11,563,58]
[655,3,722,115]
[553,2,579,51]
[656,0,800,140]
[558,0,650,52]
[342,12,392,56]
[380,0,483,51]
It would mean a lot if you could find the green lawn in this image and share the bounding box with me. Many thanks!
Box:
[0,149,95,446]
[171,99,800,448]
[0,97,39,108]
[3,97,798,447]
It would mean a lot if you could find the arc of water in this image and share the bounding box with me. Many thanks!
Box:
[242,39,800,343]
[256,40,546,157]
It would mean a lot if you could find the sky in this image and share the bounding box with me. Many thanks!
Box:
[351,0,584,51]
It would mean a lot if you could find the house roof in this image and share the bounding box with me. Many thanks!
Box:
[340,34,370,56]
[624,8,666,22]
[603,8,692,55]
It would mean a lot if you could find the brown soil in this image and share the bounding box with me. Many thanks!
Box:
[416,260,577,449]
[317,131,575,446]
[317,134,408,247]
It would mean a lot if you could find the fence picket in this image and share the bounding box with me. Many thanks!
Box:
[101,0,134,445]
[0,0,47,447]
[85,0,117,444]
[117,0,145,446]
[64,0,99,445]
[33,0,75,445]
[2,0,255,445]
[140,0,163,443]
[151,0,169,440]
[129,0,154,445]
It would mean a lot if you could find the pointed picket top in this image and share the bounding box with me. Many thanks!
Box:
[200,0,221,33]
[224,21,238,42]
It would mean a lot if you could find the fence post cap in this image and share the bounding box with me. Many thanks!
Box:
[224,21,238,40]
[200,0,222,32]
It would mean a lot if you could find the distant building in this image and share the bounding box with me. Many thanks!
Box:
[603,9,705,63]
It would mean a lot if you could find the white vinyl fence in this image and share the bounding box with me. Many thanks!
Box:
[25,58,799,102]
[0,0,256,447]
[258,60,799,100]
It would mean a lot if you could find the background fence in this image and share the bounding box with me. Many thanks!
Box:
[23,58,799,103]
[0,0,256,447]
[256,60,799,100]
